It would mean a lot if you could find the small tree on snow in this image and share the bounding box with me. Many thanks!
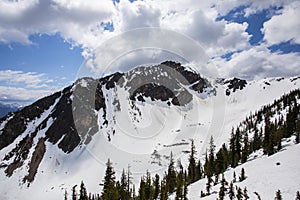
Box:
[275,190,282,200]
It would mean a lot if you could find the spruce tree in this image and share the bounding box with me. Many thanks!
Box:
[64,189,68,200]
[208,136,216,177]
[236,187,243,200]
[72,185,77,200]
[235,128,242,165]
[101,159,119,200]
[233,171,236,183]
[206,176,212,195]
[183,181,188,200]
[79,181,88,200]
[188,140,197,183]
[160,176,168,200]
[138,177,146,200]
[167,152,177,193]
[239,168,246,182]
[153,174,160,200]
[275,190,282,200]
[196,159,203,180]
[145,171,153,200]
[241,132,249,163]
[296,191,300,200]
[228,182,235,200]
[218,174,228,200]
[243,187,249,200]
[230,128,237,167]
[175,162,184,200]
[119,169,130,200]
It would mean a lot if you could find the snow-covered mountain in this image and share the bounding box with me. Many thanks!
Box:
[0,103,21,118]
[0,61,299,199]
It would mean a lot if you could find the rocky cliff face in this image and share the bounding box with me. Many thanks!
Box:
[0,61,212,184]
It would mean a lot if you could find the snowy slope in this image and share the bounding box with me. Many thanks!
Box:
[183,137,300,200]
[0,62,299,199]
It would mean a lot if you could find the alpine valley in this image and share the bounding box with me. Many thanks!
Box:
[0,61,299,200]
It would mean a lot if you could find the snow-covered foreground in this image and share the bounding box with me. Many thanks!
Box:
[185,137,300,200]
[0,75,299,200]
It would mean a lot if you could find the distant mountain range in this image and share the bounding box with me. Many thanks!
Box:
[0,103,21,118]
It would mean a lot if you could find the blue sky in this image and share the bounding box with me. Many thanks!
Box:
[0,0,299,105]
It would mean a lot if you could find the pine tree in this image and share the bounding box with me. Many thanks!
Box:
[196,159,203,180]
[233,171,236,183]
[79,181,88,200]
[295,191,300,200]
[239,168,246,182]
[206,176,212,195]
[153,174,160,200]
[243,187,249,200]
[236,187,243,200]
[275,190,282,200]
[208,136,216,176]
[230,128,237,167]
[119,169,130,200]
[183,181,188,200]
[228,182,235,200]
[101,159,119,200]
[64,189,68,200]
[72,185,77,200]
[235,128,242,165]
[241,132,249,163]
[175,162,184,200]
[160,176,168,200]
[188,140,197,183]
[218,174,228,200]
[145,171,153,200]
[138,177,146,200]
[166,152,177,193]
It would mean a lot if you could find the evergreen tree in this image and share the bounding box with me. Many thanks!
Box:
[295,191,300,200]
[72,185,77,200]
[214,174,219,185]
[206,176,212,195]
[208,136,216,176]
[188,140,197,183]
[64,189,68,200]
[233,171,236,183]
[167,152,177,193]
[145,171,153,200]
[101,159,119,200]
[230,129,237,167]
[239,168,246,182]
[243,187,249,200]
[235,128,242,165]
[252,128,262,151]
[241,132,249,163]
[160,176,168,200]
[236,187,243,200]
[275,190,282,200]
[183,181,188,200]
[79,181,88,200]
[228,182,235,200]
[153,174,160,200]
[218,174,228,200]
[119,169,130,200]
[175,162,184,200]
[138,177,146,200]
[196,159,203,180]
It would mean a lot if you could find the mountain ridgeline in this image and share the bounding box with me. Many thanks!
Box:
[0,61,213,184]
